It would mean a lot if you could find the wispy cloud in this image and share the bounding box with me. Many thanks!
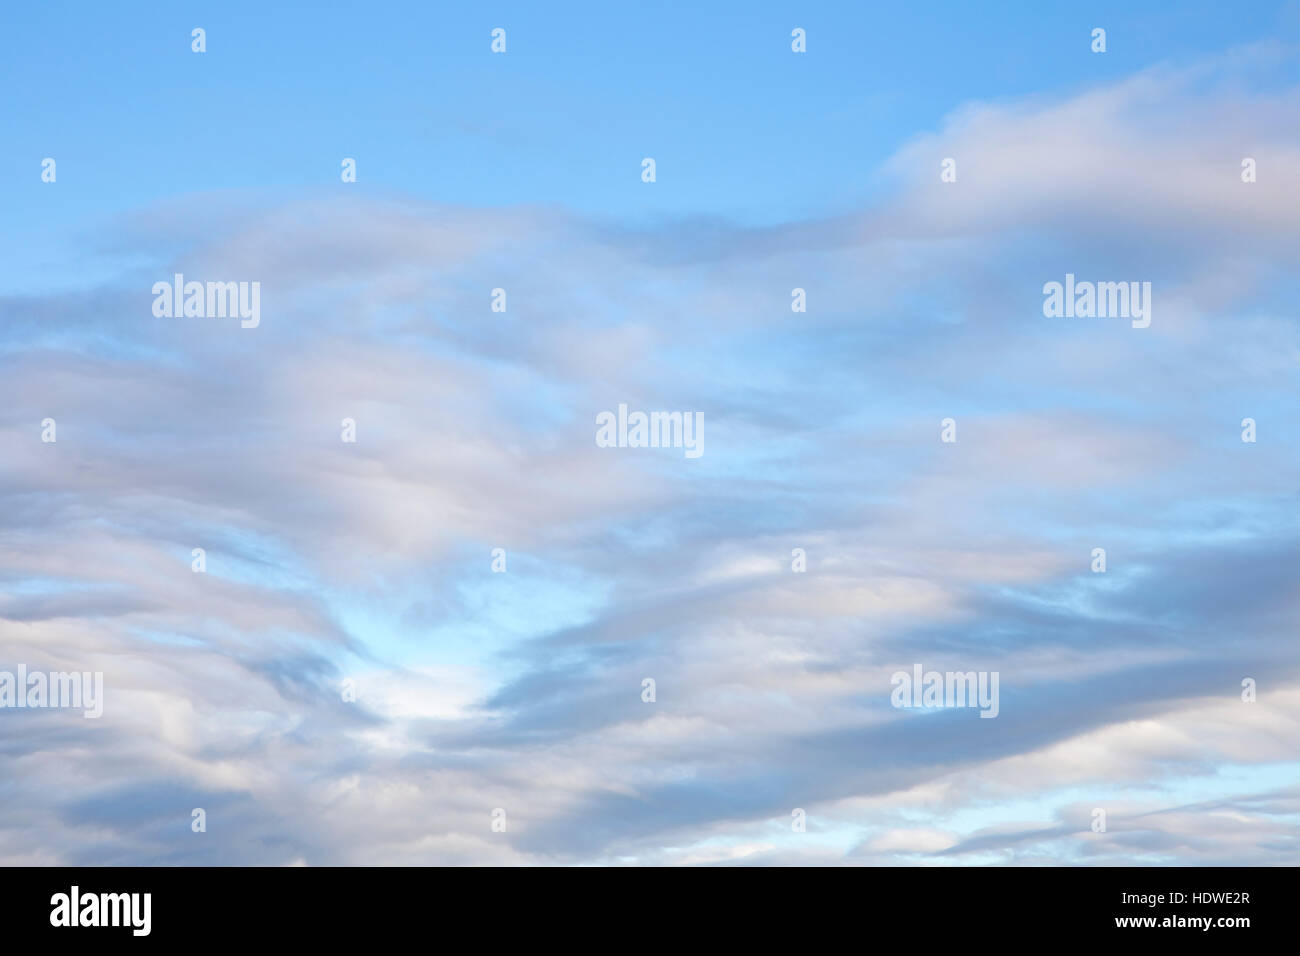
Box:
[2,48,1298,866]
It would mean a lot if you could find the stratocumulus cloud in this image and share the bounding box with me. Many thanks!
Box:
[1,32,1299,867]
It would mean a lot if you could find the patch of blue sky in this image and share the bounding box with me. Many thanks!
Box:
[172,526,317,593]
[329,549,611,679]
[6,3,1296,286]
[894,761,1300,838]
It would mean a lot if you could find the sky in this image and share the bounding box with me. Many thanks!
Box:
[1,1,1299,865]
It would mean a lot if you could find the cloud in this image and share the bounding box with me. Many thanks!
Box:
[2,49,1299,865]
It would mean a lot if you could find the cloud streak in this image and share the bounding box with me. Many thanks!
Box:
[2,49,1298,865]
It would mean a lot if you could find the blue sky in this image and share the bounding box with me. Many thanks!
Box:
[2,2,1299,865]
[5,0,1300,289]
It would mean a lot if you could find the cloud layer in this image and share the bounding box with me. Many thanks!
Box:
[2,50,1298,865]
